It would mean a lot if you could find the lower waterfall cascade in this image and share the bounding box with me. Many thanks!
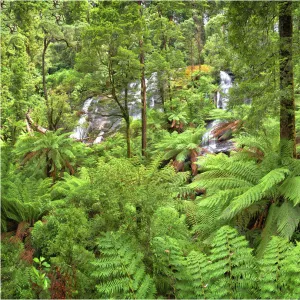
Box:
[201,71,234,153]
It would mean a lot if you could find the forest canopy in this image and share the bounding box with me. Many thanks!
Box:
[1,1,300,299]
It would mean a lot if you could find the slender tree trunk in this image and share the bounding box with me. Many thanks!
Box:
[42,38,53,130]
[193,13,204,67]
[109,57,131,157]
[140,49,147,157]
[45,154,52,178]
[125,120,131,158]
[190,40,194,77]
[160,86,165,111]
[279,1,295,157]
[139,2,147,157]
[124,86,131,158]
[168,78,172,101]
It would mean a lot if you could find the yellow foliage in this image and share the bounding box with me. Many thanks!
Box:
[172,65,213,90]
[185,64,212,77]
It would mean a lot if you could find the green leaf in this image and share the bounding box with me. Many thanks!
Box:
[33,258,40,263]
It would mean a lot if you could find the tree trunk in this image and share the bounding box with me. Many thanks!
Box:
[139,2,147,157]
[125,119,131,158]
[193,13,204,67]
[124,86,131,158]
[279,1,295,157]
[160,86,165,112]
[190,40,194,78]
[140,51,147,157]
[42,38,53,130]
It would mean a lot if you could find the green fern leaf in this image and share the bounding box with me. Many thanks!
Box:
[280,176,300,205]
[279,241,300,298]
[92,232,156,299]
[276,201,300,239]
[258,236,290,299]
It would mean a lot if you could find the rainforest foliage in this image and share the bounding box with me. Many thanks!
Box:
[1,1,300,299]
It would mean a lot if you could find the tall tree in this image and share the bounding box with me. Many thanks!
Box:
[279,1,295,156]
[79,1,141,157]
[138,1,147,157]
[40,19,72,130]
[225,1,296,149]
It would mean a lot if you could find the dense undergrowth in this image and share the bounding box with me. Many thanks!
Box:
[1,1,300,299]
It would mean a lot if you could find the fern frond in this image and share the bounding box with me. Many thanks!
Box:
[184,250,210,299]
[151,236,186,298]
[222,168,289,220]
[276,201,300,239]
[192,204,226,241]
[280,176,300,205]
[198,187,249,209]
[259,167,290,192]
[258,236,290,299]
[279,241,300,298]
[208,226,257,299]
[92,232,156,299]
[199,153,261,184]
[233,133,277,157]
[183,201,199,228]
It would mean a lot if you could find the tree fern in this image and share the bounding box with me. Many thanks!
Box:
[190,124,300,250]
[1,177,52,230]
[91,232,156,299]
[154,128,205,174]
[14,130,88,181]
[221,167,290,219]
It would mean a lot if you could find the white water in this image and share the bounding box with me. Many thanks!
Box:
[217,71,232,109]
[128,72,159,119]
[71,73,161,144]
[202,71,233,153]
[70,98,93,140]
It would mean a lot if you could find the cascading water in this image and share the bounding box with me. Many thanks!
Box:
[71,73,161,144]
[201,71,233,153]
[127,72,160,119]
[70,98,93,141]
[217,71,232,109]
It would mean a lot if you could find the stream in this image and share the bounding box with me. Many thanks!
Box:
[71,71,234,153]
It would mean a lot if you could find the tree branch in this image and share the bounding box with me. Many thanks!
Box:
[25,111,48,134]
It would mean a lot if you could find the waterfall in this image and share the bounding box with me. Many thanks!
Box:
[217,71,232,109]
[148,72,159,109]
[70,98,93,140]
[71,73,161,144]
[201,71,233,153]
[128,72,160,119]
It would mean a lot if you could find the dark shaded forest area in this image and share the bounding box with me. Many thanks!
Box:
[1,1,300,299]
